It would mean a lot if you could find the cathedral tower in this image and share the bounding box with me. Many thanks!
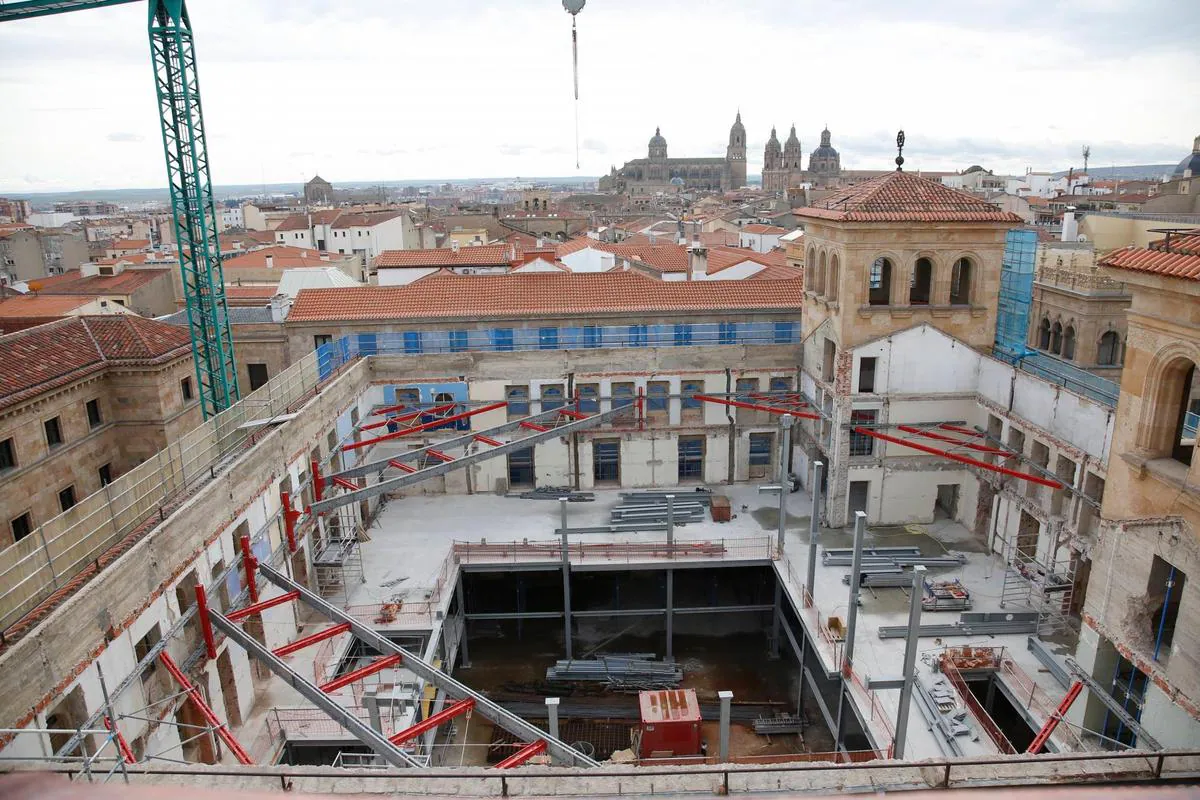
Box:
[726,111,747,189]
[783,125,803,171]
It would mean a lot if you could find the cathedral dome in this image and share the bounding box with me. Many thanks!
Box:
[1173,134,1200,177]
[811,127,839,159]
[649,127,667,148]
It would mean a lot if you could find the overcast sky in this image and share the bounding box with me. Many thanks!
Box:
[0,0,1197,194]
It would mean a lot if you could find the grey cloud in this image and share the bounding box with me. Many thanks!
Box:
[107,132,144,143]
[582,138,608,154]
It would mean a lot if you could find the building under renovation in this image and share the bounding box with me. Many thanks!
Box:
[0,178,1197,795]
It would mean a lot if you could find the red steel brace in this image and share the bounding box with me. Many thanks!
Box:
[158,651,254,765]
[104,717,136,764]
[343,402,508,452]
[332,476,359,492]
[239,534,258,603]
[495,739,547,769]
[388,697,475,745]
[194,584,217,659]
[319,654,402,693]
[226,590,300,623]
[311,459,324,503]
[388,459,417,473]
[280,491,301,553]
[273,623,352,658]
[853,427,1062,489]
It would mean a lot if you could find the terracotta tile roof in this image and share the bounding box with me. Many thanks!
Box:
[797,171,1024,223]
[30,268,169,295]
[375,244,515,268]
[0,223,33,237]
[706,246,786,274]
[110,238,151,250]
[287,271,801,323]
[0,294,97,318]
[609,241,688,273]
[275,214,311,232]
[742,224,788,235]
[1099,233,1200,281]
[333,210,404,228]
[0,315,192,411]
[699,230,740,247]
[224,284,280,305]
[223,246,335,270]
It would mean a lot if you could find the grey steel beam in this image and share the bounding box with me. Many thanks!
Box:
[892,565,926,760]
[1027,636,1071,689]
[806,461,823,604]
[333,407,568,481]
[778,415,793,554]
[665,568,674,663]
[311,405,624,514]
[209,609,424,769]
[1065,657,1162,751]
[257,563,599,767]
[560,501,573,662]
[465,605,772,621]
[834,511,867,750]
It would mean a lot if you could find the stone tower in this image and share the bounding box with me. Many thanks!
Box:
[763,126,782,171]
[783,125,803,171]
[647,127,668,182]
[808,126,842,184]
[726,111,747,190]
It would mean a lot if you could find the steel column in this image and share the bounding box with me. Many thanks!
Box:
[834,510,866,750]
[806,461,824,606]
[770,581,782,659]
[97,663,132,777]
[207,609,423,768]
[893,565,926,759]
[256,563,599,766]
[718,690,733,762]
[546,697,560,741]
[777,419,791,554]
[561,499,573,662]
[194,584,216,659]
[665,568,674,662]
[456,577,471,668]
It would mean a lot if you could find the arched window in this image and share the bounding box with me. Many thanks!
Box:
[869,257,892,306]
[1148,358,1200,466]
[1097,331,1121,366]
[950,257,972,305]
[828,254,840,301]
[1038,317,1051,350]
[816,251,827,296]
[1050,322,1063,355]
[1063,326,1076,360]
[806,246,816,292]
[909,257,932,304]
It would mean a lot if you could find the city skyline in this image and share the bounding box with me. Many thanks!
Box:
[0,0,1197,194]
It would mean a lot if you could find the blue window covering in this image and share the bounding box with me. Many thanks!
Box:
[749,433,773,465]
[506,385,529,415]
[674,323,693,346]
[770,376,793,393]
[578,384,599,413]
[719,322,737,345]
[403,331,422,354]
[449,330,468,352]
[647,382,669,411]
[493,328,514,351]
[678,436,704,480]
[357,333,377,355]
[539,327,559,350]
[629,324,649,347]
[774,321,795,343]
[583,326,601,348]
[681,380,704,409]
[541,385,564,411]
[612,383,634,409]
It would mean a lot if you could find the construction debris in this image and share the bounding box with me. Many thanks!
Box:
[922,578,972,611]
[512,486,595,501]
[753,713,805,735]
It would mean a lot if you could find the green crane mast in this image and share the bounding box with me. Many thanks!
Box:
[1,0,240,418]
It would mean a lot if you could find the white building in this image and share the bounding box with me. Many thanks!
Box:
[738,224,786,253]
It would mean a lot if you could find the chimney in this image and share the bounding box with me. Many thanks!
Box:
[451,239,460,253]
[688,245,708,281]
[269,292,292,323]
[1061,209,1078,243]
[265,253,274,269]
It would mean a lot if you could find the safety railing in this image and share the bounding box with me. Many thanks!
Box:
[941,655,1016,755]
[0,344,358,640]
[999,654,1085,751]
[345,602,439,628]
[451,536,774,565]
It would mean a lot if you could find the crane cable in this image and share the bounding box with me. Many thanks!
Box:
[572,15,580,169]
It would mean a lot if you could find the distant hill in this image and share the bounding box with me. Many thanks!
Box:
[1051,165,1174,180]
[7,176,600,206]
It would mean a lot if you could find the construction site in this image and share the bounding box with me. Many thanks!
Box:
[0,337,1195,796]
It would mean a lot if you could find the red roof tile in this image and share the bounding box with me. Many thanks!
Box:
[742,224,787,235]
[110,238,151,250]
[287,271,801,322]
[224,284,280,305]
[0,294,97,318]
[223,246,336,270]
[797,171,1024,223]
[0,316,192,410]
[1099,233,1200,281]
[698,230,740,247]
[375,244,515,268]
[333,211,404,228]
[30,268,169,295]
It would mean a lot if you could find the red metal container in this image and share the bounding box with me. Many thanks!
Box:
[638,688,702,758]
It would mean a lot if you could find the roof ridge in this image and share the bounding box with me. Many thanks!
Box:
[77,316,106,362]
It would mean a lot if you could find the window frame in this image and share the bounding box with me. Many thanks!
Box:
[0,437,15,472]
[44,416,64,449]
[58,484,77,512]
[85,398,102,429]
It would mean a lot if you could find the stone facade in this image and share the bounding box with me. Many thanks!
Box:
[599,115,745,195]
[1029,244,1131,381]
[1076,256,1200,747]
[0,318,201,547]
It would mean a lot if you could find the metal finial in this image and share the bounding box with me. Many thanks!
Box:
[895,130,905,172]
